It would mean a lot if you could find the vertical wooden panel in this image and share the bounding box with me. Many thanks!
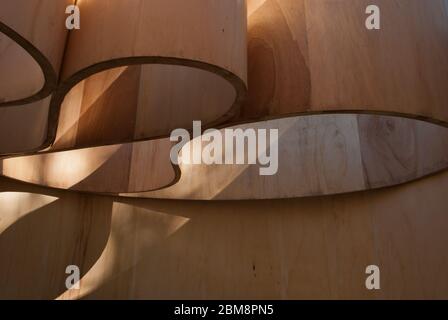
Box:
[1,170,448,299]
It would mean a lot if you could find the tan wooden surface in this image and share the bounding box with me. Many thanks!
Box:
[0,0,447,198]
[0,0,73,105]
[243,0,448,124]
[52,65,237,151]
[1,0,447,300]
[0,0,247,192]
[1,138,177,194]
[4,113,448,198]
[0,98,50,154]
[0,33,44,103]
[1,170,448,299]
[47,0,248,149]
[125,114,448,199]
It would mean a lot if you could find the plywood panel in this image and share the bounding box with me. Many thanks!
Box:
[51,65,237,151]
[0,0,73,105]
[244,0,448,124]
[1,170,448,299]
[0,139,176,194]
[0,0,247,193]
[0,98,50,154]
[0,33,44,103]
[46,0,247,149]
[1,0,448,199]
[125,114,448,200]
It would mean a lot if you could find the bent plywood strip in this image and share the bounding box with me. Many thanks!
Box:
[121,114,448,200]
[241,0,448,124]
[0,0,72,154]
[46,0,248,150]
[0,0,248,193]
[2,170,448,299]
[0,0,448,198]
[0,0,73,106]
[1,138,178,194]
[51,64,239,151]
[4,114,448,197]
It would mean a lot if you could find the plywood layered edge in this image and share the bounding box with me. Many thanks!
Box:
[0,0,73,106]
[1,0,447,198]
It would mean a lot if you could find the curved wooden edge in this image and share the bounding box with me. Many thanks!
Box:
[1,0,448,199]
[118,113,448,200]
[41,0,247,152]
[242,0,448,124]
[2,169,448,300]
[0,22,56,106]
[0,138,180,195]
[3,113,448,198]
[45,58,247,152]
[0,0,248,194]
[0,0,73,106]
[61,0,248,84]
[0,0,248,152]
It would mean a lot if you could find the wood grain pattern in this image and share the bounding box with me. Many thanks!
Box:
[61,0,247,84]
[0,0,247,192]
[2,1,448,300]
[0,0,73,105]
[243,0,448,124]
[0,98,50,154]
[0,33,44,103]
[44,0,247,151]
[5,113,448,198]
[0,0,72,153]
[0,0,247,151]
[1,0,448,198]
[124,114,448,200]
[1,170,448,299]
[0,138,177,194]
[52,65,237,151]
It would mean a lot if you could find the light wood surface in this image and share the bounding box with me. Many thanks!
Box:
[0,0,247,192]
[1,0,447,198]
[0,0,73,105]
[61,0,247,83]
[4,113,448,198]
[46,0,248,149]
[1,0,448,300]
[0,33,44,103]
[0,0,247,150]
[243,0,448,124]
[124,114,448,199]
[0,98,50,154]
[0,0,72,154]
[1,138,177,194]
[1,170,448,299]
[52,65,237,150]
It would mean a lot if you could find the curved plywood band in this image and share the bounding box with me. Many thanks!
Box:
[49,64,242,151]
[45,0,248,150]
[240,0,448,125]
[118,0,445,200]
[125,0,448,199]
[0,0,247,193]
[120,114,448,200]
[0,139,178,194]
[0,0,73,106]
[1,0,448,198]
[61,0,247,84]
[3,114,448,198]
